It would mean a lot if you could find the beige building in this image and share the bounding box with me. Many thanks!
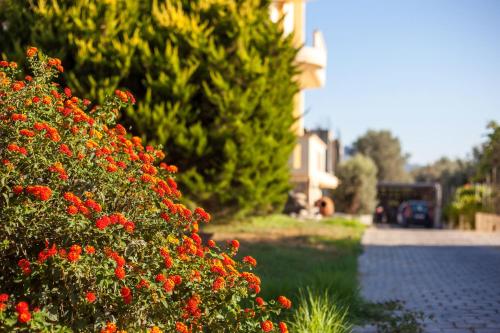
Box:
[270,1,339,207]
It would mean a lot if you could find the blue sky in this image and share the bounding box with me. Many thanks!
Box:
[304,0,500,165]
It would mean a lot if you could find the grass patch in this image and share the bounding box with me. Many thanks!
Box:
[290,289,352,333]
[205,215,425,332]
[204,214,366,327]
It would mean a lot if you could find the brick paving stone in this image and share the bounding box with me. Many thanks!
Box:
[358,226,500,333]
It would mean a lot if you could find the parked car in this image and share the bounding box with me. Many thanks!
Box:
[397,200,433,228]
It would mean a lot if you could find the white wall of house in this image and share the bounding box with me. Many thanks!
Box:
[290,134,339,206]
[273,1,338,207]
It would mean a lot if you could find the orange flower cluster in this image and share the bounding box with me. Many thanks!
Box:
[279,322,289,333]
[212,277,225,291]
[67,245,82,262]
[33,122,61,142]
[11,113,27,122]
[100,322,127,333]
[64,192,102,216]
[241,272,261,295]
[193,207,211,223]
[242,255,257,267]
[261,320,273,332]
[26,185,52,201]
[277,296,292,309]
[49,162,68,180]
[114,89,135,104]
[0,60,18,69]
[47,57,64,73]
[175,322,189,333]
[26,47,38,58]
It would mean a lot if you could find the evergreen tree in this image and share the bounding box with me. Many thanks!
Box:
[1,0,299,217]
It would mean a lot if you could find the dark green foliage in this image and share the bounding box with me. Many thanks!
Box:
[476,121,500,213]
[334,154,378,214]
[0,0,299,218]
[353,130,411,182]
[476,122,500,180]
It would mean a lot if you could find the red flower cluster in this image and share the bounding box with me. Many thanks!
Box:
[120,286,132,304]
[86,292,96,303]
[163,279,175,293]
[0,293,9,311]
[15,302,31,324]
[95,213,134,233]
[230,240,240,250]
[106,250,127,280]
[183,294,201,318]
[7,143,27,156]
[19,129,35,137]
[38,242,58,263]
[59,143,73,157]
[194,207,211,223]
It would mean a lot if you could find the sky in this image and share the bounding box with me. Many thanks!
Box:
[304,0,500,165]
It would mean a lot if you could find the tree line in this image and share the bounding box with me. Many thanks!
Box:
[334,123,500,221]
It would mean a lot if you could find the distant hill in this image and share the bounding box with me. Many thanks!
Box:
[405,163,422,172]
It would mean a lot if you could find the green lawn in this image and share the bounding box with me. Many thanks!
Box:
[203,215,366,331]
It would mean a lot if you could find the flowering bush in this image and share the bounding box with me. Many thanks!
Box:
[0,49,290,332]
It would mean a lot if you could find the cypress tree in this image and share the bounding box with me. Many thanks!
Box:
[1,0,299,217]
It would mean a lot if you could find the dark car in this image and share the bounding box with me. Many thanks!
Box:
[396,200,433,228]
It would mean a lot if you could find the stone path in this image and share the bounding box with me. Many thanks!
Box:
[357,226,500,333]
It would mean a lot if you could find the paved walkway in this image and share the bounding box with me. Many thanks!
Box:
[357,226,500,333]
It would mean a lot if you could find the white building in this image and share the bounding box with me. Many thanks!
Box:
[270,1,339,207]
